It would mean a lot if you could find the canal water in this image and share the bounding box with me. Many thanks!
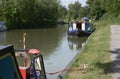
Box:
[0,24,88,79]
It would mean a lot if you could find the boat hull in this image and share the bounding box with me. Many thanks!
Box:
[68,30,93,36]
[0,28,7,32]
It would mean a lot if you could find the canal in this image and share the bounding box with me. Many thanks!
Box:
[0,24,88,79]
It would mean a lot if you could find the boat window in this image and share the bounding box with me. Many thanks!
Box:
[73,23,76,30]
[77,23,82,29]
[33,54,46,79]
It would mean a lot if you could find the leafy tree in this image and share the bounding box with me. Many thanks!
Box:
[86,0,106,20]
[78,6,90,19]
[0,0,61,28]
[58,5,67,20]
[101,0,120,18]
[68,1,81,20]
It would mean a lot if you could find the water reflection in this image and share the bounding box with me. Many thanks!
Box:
[0,32,7,42]
[1,26,65,54]
[67,36,88,50]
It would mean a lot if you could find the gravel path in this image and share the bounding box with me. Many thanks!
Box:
[111,25,120,79]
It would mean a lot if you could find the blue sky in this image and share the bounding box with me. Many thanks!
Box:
[60,0,87,7]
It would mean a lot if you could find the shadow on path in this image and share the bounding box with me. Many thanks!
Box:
[94,49,120,75]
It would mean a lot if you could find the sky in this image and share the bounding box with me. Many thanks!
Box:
[60,0,87,8]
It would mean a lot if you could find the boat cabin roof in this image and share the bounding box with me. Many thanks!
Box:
[0,45,6,50]
[82,17,89,21]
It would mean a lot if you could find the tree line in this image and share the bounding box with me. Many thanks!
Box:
[0,0,61,28]
[0,0,120,28]
[65,0,120,21]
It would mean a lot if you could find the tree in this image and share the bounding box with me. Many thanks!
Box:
[0,0,61,28]
[58,5,67,20]
[102,0,120,18]
[78,6,90,19]
[68,1,81,20]
[86,0,106,20]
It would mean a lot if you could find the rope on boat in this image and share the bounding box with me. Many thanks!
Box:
[46,68,84,75]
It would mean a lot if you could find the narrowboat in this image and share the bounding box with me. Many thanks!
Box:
[68,17,95,36]
[0,22,7,32]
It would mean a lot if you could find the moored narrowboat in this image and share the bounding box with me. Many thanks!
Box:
[0,22,7,32]
[68,17,95,36]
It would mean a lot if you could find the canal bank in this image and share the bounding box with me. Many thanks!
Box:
[63,23,112,79]
[57,35,91,79]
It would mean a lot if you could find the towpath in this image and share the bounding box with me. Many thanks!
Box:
[111,25,120,79]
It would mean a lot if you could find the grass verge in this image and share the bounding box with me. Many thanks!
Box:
[63,20,114,79]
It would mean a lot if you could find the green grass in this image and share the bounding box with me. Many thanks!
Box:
[63,17,120,79]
